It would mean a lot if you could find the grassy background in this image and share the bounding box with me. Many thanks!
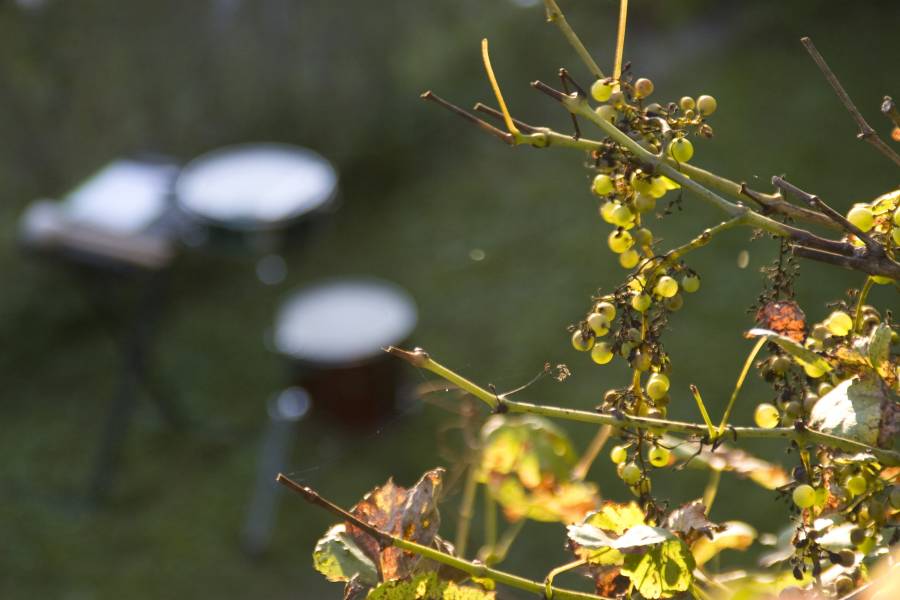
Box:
[1,0,898,598]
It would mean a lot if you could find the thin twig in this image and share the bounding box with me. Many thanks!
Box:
[421,91,514,145]
[559,68,583,139]
[473,103,539,135]
[800,37,900,168]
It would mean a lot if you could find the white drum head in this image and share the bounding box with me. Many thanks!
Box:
[275,279,417,365]
[175,143,337,231]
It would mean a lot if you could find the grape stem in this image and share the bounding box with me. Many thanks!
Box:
[385,347,900,467]
[542,0,605,81]
[275,473,610,600]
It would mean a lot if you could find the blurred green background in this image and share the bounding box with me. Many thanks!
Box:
[1,0,897,598]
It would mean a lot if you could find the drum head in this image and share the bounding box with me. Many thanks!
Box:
[274,279,417,366]
[175,143,338,232]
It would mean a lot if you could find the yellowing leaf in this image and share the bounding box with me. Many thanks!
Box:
[690,521,756,566]
[585,502,645,535]
[312,524,379,586]
[621,535,695,599]
[367,572,495,600]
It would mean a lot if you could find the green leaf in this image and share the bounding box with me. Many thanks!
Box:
[809,375,887,446]
[367,572,495,600]
[746,328,832,375]
[313,524,379,586]
[620,535,695,599]
[690,521,756,566]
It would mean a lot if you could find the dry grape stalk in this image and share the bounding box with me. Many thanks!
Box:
[288,2,900,599]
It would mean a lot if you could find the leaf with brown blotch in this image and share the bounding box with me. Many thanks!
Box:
[755,300,806,343]
[345,468,446,581]
[593,566,630,597]
[664,500,723,544]
[664,436,790,490]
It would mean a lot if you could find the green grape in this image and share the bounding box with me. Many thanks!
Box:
[600,201,617,224]
[631,292,651,312]
[592,173,614,196]
[595,105,617,123]
[664,294,683,311]
[610,445,628,464]
[630,171,653,194]
[679,96,695,111]
[754,403,780,428]
[654,275,678,298]
[770,355,791,375]
[619,249,640,269]
[649,177,667,199]
[611,203,634,227]
[826,311,853,336]
[835,576,854,596]
[608,229,634,253]
[648,446,670,468]
[681,274,700,293]
[683,108,696,120]
[634,227,653,247]
[668,137,694,162]
[594,301,616,321]
[621,462,641,485]
[696,94,717,116]
[633,351,651,371]
[609,91,625,108]
[591,341,614,365]
[634,77,654,98]
[646,373,670,400]
[634,192,656,214]
[591,79,613,102]
[845,474,867,497]
[846,205,874,232]
[628,275,646,291]
[587,312,610,336]
[571,330,594,352]
[784,400,802,420]
[792,484,816,509]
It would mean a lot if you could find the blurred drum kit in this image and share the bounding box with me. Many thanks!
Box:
[18,143,418,528]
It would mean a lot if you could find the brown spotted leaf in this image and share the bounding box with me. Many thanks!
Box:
[664,500,722,543]
[345,468,445,581]
[755,300,806,343]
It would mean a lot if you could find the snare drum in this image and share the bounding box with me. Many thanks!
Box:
[174,143,338,255]
[273,278,418,427]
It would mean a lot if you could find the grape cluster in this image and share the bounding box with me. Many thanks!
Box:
[844,188,900,284]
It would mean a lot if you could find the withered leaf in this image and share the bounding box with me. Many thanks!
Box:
[664,500,722,543]
[345,468,445,581]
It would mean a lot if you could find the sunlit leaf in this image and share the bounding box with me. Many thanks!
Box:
[746,328,832,374]
[867,324,894,381]
[809,375,891,446]
[690,521,756,566]
[665,436,790,490]
[715,569,813,600]
[367,572,495,600]
[665,500,722,543]
[568,502,646,566]
[313,524,379,586]
[585,501,646,535]
[620,534,695,599]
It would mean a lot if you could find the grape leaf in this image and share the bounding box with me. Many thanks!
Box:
[367,572,495,600]
[620,534,695,599]
[345,468,445,581]
[809,375,894,447]
[313,524,379,586]
[867,324,895,382]
[665,435,790,490]
[690,521,756,566]
[568,502,646,566]
[746,328,832,374]
[585,501,646,535]
[478,415,598,523]
[664,500,722,542]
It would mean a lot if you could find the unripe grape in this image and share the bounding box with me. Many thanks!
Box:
[628,275,645,291]
[803,393,819,413]
[664,294,683,311]
[754,403,780,428]
[792,484,816,509]
[634,228,653,247]
[571,330,594,352]
[668,137,694,162]
[600,201,617,224]
[696,94,717,116]
[845,474,867,496]
[649,177,667,199]
[849,527,867,546]
[595,105,617,123]
[609,91,625,108]
[610,445,628,464]
[591,79,613,102]
[784,400,803,420]
[681,274,700,293]
[654,275,678,298]
[619,249,640,269]
[591,341,614,365]
[592,173,614,196]
[594,301,616,322]
[609,229,634,253]
[646,373,670,400]
[630,171,652,194]
[771,355,792,375]
[811,324,829,341]
[648,446,670,467]
[619,341,636,357]
[679,96,695,111]
[587,312,610,336]
[631,292,651,312]
[634,192,656,214]
[634,78,654,98]
[621,462,641,485]
[611,203,634,227]
[835,576,854,596]
[826,311,853,336]
[683,109,696,120]
[846,205,874,232]
[633,351,651,371]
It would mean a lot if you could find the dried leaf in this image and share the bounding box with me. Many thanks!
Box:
[690,521,756,566]
[367,572,495,600]
[665,500,722,542]
[346,468,446,581]
[666,436,790,490]
[313,524,379,586]
[755,301,806,343]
